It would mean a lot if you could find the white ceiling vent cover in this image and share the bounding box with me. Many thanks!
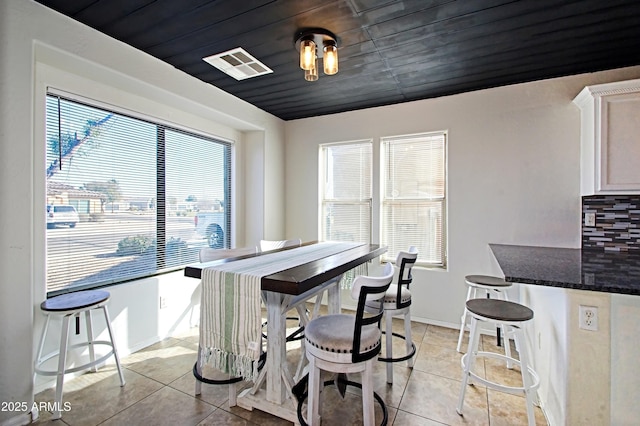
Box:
[203,48,273,80]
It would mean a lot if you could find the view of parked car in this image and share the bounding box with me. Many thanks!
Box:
[47,204,79,228]
[194,211,225,248]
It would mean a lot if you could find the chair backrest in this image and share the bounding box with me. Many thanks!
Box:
[350,262,394,363]
[393,246,418,309]
[257,238,302,253]
[199,247,255,263]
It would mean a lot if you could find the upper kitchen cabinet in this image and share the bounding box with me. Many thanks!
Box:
[574,79,640,195]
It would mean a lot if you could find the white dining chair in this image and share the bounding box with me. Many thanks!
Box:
[199,247,255,262]
[303,262,394,425]
[256,238,302,253]
[367,246,418,384]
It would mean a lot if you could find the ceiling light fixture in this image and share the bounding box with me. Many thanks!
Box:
[295,28,338,81]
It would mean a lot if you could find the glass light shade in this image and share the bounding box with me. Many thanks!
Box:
[305,58,318,81]
[323,44,338,75]
[300,39,316,71]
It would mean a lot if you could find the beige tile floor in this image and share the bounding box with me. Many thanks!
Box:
[34,311,547,425]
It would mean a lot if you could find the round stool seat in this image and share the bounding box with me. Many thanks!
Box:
[41,290,110,312]
[365,285,412,310]
[381,284,412,306]
[466,299,534,322]
[305,314,381,362]
[465,274,511,288]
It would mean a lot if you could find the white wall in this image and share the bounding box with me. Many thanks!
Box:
[284,66,640,425]
[0,1,284,424]
[520,285,569,426]
[610,293,640,425]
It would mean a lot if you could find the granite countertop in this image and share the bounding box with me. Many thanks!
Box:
[489,244,640,295]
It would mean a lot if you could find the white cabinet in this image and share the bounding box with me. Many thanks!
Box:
[573,79,640,195]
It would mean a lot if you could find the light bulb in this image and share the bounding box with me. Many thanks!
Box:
[305,58,319,81]
[300,39,316,71]
[323,44,338,75]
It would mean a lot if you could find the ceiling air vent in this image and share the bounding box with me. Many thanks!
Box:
[202,48,273,80]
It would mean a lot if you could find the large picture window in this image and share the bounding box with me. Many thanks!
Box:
[319,141,372,243]
[45,93,231,294]
[381,132,446,267]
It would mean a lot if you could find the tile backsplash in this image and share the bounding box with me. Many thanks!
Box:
[582,195,640,252]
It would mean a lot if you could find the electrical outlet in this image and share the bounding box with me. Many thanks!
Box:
[579,305,598,331]
[584,212,596,227]
[159,296,167,309]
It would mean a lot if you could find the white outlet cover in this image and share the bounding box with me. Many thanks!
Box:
[579,305,598,331]
[584,212,596,227]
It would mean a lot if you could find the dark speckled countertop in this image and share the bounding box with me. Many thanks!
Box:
[490,244,640,295]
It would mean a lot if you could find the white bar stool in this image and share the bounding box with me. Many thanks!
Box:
[366,246,418,384]
[34,290,125,419]
[456,298,540,426]
[302,263,394,426]
[457,274,513,354]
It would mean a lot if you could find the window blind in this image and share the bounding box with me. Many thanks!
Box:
[381,132,446,266]
[45,94,231,294]
[319,141,372,243]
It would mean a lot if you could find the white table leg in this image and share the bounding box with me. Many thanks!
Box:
[265,291,286,405]
[327,276,343,314]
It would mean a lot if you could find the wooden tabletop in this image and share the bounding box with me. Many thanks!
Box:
[184,243,386,295]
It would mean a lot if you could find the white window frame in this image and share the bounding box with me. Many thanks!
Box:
[45,91,233,295]
[318,140,373,244]
[380,131,447,268]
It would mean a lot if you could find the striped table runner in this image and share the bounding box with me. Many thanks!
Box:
[199,242,363,381]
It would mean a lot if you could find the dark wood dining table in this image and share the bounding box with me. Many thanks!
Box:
[184,242,386,423]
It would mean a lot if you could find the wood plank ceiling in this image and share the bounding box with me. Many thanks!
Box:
[35,0,640,121]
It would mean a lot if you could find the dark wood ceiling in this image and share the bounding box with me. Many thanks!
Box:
[35,0,640,121]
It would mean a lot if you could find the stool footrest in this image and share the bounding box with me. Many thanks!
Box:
[378,332,416,363]
[461,351,540,396]
[295,376,389,426]
[35,341,115,376]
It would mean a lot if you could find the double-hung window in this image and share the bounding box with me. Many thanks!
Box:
[319,141,372,243]
[381,132,446,267]
[45,93,232,295]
